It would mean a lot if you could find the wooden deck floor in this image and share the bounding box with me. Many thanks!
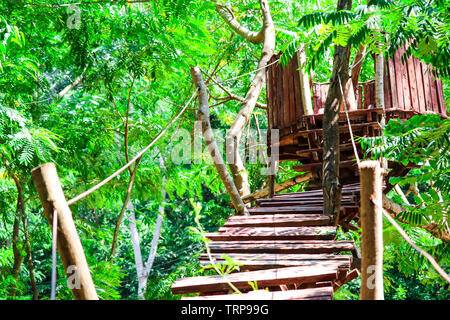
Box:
[171,184,361,300]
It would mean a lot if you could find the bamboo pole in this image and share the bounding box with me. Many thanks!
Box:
[359,160,384,300]
[31,163,98,300]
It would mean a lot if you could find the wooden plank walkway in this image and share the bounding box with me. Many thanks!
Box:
[171,184,361,300]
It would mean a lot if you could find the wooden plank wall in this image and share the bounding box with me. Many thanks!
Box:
[266,48,448,136]
[384,45,447,116]
[265,52,306,136]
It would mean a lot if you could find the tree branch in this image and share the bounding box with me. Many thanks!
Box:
[382,193,450,242]
[215,4,264,44]
[191,66,249,215]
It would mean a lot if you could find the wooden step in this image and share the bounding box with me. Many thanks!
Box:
[274,122,381,147]
[248,205,359,215]
[258,200,356,208]
[206,226,336,241]
[295,143,356,155]
[207,240,355,254]
[199,253,352,262]
[293,160,356,172]
[257,195,355,204]
[272,184,360,198]
[199,253,352,271]
[199,259,349,271]
[223,214,331,228]
[181,286,334,300]
[301,108,384,120]
[172,266,339,295]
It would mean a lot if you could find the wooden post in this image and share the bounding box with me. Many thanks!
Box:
[359,160,384,300]
[31,163,98,300]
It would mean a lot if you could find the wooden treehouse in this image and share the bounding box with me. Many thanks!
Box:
[170,47,447,300]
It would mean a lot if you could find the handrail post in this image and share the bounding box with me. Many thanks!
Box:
[359,160,384,300]
[31,163,98,300]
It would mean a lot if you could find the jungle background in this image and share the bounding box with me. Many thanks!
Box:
[0,0,448,300]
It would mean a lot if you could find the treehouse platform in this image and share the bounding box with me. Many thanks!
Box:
[266,45,447,186]
[170,48,447,300]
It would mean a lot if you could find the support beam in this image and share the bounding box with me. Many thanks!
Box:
[31,163,98,300]
[359,160,384,300]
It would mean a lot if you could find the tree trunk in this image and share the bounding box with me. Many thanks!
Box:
[110,157,142,262]
[191,66,249,215]
[131,154,166,300]
[31,163,98,300]
[127,200,145,299]
[217,0,275,197]
[351,44,366,90]
[322,0,352,223]
[10,216,23,298]
[12,176,38,300]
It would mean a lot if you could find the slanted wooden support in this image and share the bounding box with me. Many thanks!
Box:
[31,163,98,300]
[359,160,384,300]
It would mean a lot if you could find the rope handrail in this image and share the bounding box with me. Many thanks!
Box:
[66,90,197,206]
[374,199,450,285]
[338,74,361,166]
[65,57,279,206]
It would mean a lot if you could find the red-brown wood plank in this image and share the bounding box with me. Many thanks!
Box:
[387,56,399,108]
[199,256,351,271]
[259,196,356,203]
[292,160,356,172]
[266,63,273,132]
[356,84,363,109]
[288,59,296,126]
[363,82,371,108]
[313,84,321,113]
[393,47,405,109]
[272,60,279,129]
[399,46,412,109]
[207,240,355,254]
[435,78,446,116]
[246,205,358,215]
[258,195,355,203]
[406,54,419,111]
[413,56,426,112]
[422,63,433,112]
[429,72,439,114]
[273,184,359,197]
[283,60,290,130]
[172,266,339,294]
[383,58,392,109]
[206,226,336,241]
[181,286,334,300]
[222,214,331,228]
[292,52,303,120]
[199,253,352,262]
[259,201,356,208]
[273,60,279,129]
[320,84,328,111]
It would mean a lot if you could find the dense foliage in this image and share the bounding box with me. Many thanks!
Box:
[0,0,448,300]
